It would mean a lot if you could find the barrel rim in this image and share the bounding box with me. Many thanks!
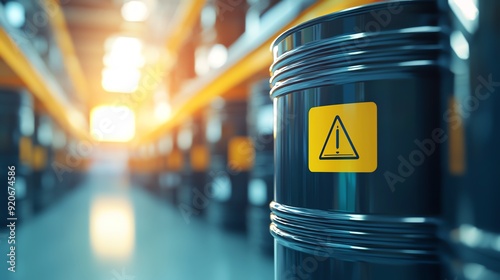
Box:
[270,0,437,52]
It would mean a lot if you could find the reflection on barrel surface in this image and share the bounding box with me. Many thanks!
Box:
[270,1,449,279]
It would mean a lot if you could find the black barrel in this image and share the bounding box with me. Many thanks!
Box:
[270,1,450,279]
[441,0,500,279]
[247,79,274,253]
[206,98,251,230]
[0,88,35,227]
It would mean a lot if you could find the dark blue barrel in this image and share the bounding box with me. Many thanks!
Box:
[0,88,35,226]
[270,1,449,279]
[247,79,274,253]
[205,98,251,230]
[441,0,500,279]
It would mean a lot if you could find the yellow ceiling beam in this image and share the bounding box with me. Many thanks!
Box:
[165,0,207,57]
[137,0,379,143]
[45,0,89,105]
[0,26,88,140]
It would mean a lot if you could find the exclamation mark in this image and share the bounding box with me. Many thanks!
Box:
[336,126,339,154]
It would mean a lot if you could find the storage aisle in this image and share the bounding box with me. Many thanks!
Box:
[0,154,273,280]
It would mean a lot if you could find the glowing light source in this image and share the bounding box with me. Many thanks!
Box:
[101,67,141,93]
[90,197,135,260]
[103,52,145,68]
[451,30,470,60]
[5,1,25,28]
[208,44,228,69]
[90,105,135,142]
[105,36,143,54]
[102,36,144,93]
[154,101,171,122]
[121,0,150,22]
[449,0,479,33]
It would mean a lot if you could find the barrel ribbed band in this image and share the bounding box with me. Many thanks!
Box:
[270,201,440,264]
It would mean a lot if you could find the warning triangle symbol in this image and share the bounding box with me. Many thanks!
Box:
[319,115,359,160]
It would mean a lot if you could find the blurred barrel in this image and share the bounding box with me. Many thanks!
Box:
[178,116,209,218]
[0,88,35,226]
[50,124,67,197]
[206,98,252,230]
[143,142,159,194]
[129,145,150,188]
[246,79,274,253]
[441,0,500,279]
[32,113,56,213]
[270,1,449,279]
[161,131,183,205]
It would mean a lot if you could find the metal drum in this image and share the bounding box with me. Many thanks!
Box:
[441,0,500,279]
[270,1,449,279]
[0,88,35,226]
[247,79,274,253]
[206,98,251,230]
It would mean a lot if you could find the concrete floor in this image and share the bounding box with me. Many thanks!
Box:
[0,162,273,280]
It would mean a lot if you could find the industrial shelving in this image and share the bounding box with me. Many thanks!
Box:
[0,0,88,140]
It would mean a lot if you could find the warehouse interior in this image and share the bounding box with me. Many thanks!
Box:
[0,0,499,279]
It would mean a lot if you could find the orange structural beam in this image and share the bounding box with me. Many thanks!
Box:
[0,25,88,140]
[137,0,379,143]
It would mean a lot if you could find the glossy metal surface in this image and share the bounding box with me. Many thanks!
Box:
[270,1,449,279]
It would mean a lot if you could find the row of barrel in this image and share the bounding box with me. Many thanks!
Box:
[0,88,87,229]
[268,0,500,279]
[128,79,275,254]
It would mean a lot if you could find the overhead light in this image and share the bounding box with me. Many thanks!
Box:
[450,30,470,60]
[4,1,25,28]
[90,105,136,142]
[104,36,143,53]
[449,0,479,33]
[103,52,145,68]
[208,44,228,69]
[121,0,150,22]
[102,36,144,93]
[101,67,141,93]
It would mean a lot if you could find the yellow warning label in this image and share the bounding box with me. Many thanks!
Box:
[309,102,377,172]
